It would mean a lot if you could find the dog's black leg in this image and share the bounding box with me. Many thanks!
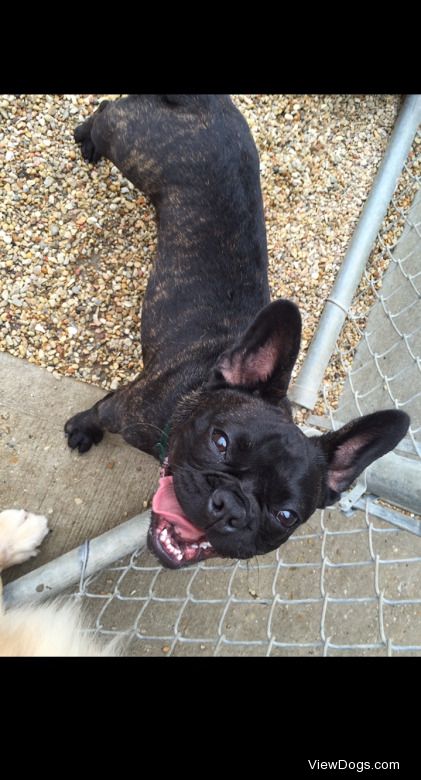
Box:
[74,100,109,164]
[65,394,111,453]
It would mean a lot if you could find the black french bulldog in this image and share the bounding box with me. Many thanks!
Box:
[65,94,409,568]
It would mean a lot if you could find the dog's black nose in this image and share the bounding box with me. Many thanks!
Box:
[208,489,247,532]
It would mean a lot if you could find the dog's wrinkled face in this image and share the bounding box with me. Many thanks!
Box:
[162,393,322,562]
[148,300,410,568]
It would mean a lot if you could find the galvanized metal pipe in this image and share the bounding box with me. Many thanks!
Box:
[364,451,421,516]
[3,510,150,609]
[354,495,421,536]
[290,94,421,410]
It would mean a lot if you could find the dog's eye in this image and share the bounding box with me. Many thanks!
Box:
[275,509,298,528]
[211,429,228,456]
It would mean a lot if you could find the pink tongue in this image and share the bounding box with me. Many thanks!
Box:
[152,475,205,542]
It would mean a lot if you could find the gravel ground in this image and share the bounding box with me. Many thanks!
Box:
[0,94,404,410]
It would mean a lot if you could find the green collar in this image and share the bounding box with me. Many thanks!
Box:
[156,422,172,464]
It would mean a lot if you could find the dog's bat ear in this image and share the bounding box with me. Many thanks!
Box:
[314,410,410,506]
[208,299,301,398]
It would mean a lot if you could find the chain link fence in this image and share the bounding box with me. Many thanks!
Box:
[71,500,421,656]
[63,126,421,656]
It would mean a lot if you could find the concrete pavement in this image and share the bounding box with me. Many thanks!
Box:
[0,352,158,585]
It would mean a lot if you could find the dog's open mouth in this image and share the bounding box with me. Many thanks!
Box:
[148,469,217,569]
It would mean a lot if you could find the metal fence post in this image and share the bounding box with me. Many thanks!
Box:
[290,95,421,410]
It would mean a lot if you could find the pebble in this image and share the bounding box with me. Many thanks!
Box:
[1,93,414,417]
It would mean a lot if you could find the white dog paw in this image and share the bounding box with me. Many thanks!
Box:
[0,509,49,570]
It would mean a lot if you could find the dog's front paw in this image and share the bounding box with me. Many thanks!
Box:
[78,135,102,165]
[74,122,101,164]
[73,104,108,165]
[65,411,104,454]
[0,509,49,570]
